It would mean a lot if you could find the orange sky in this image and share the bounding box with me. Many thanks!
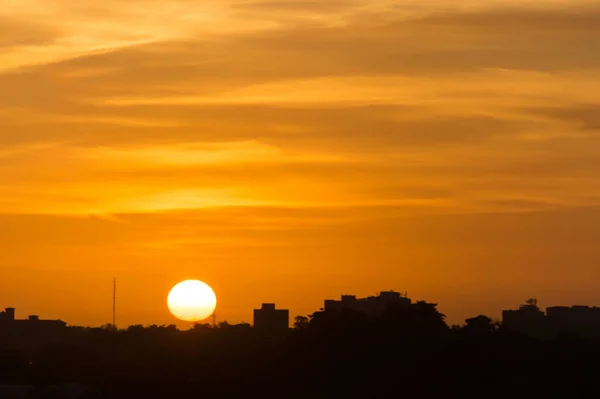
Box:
[2,0,600,327]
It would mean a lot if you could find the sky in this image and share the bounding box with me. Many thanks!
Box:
[1,0,600,327]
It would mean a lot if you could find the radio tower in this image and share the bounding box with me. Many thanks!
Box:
[113,277,117,332]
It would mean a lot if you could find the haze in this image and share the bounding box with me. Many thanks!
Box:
[2,0,600,327]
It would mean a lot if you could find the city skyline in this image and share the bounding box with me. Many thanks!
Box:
[2,0,600,328]
[4,289,600,330]
[3,289,599,397]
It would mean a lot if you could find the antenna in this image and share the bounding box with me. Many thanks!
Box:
[113,277,117,332]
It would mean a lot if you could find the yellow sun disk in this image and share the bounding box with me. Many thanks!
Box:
[167,280,217,322]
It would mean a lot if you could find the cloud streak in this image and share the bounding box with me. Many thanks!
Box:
[0,0,599,217]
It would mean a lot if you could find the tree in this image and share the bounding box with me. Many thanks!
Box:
[192,323,213,332]
[217,321,232,329]
[463,315,496,336]
[293,316,309,330]
[525,298,538,307]
[100,323,116,331]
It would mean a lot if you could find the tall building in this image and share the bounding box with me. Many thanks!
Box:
[253,303,289,332]
[323,291,411,317]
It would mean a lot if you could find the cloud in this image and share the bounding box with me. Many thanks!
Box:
[233,0,360,13]
[414,4,600,31]
[0,17,61,49]
[523,105,600,131]
[0,1,600,216]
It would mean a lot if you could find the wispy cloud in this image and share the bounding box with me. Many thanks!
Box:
[0,0,599,217]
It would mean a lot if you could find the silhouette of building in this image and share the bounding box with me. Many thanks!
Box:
[323,291,411,317]
[0,307,67,336]
[0,307,15,323]
[502,300,600,340]
[546,306,600,336]
[502,299,555,340]
[253,304,289,332]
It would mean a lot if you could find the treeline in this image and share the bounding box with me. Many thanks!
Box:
[1,302,600,398]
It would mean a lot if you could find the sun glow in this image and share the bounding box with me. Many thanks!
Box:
[167,280,217,322]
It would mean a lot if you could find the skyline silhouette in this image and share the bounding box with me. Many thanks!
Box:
[3,290,600,397]
[3,291,600,337]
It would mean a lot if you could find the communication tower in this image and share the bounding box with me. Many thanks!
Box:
[113,277,117,332]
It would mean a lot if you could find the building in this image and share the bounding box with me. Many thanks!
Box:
[503,300,600,340]
[0,307,67,339]
[546,306,600,336]
[502,300,546,327]
[323,291,411,317]
[253,304,289,332]
[0,307,66,329]
[0,307,15,324]
[502,299,553,339]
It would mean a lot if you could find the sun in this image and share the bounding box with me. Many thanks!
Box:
[167,280,217,322]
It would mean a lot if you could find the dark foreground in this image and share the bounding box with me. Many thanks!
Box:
[2,306,600,398]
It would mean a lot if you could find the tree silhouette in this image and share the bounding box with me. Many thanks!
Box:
[525,298,538,307]
[463,315,496,336]
[293,316,309,330]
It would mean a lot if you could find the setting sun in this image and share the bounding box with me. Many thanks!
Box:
[167,280,217,322]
